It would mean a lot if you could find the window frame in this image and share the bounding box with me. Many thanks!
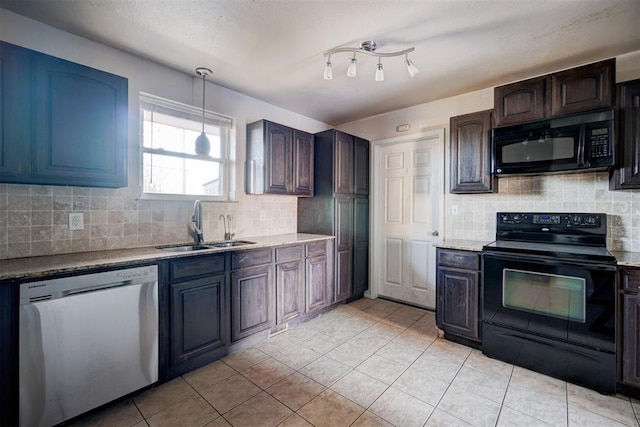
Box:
[138,92,235,201]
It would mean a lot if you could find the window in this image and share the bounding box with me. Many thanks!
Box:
[140,93,233,200]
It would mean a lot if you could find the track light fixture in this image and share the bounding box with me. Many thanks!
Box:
[323,41,418,81]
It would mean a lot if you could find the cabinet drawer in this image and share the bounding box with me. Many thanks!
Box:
[621,268,640,293]
[276,245,303,263]
[306,241,327,258]
[169,254,226,282]
[232,248,273,270]
[437,249,480,270]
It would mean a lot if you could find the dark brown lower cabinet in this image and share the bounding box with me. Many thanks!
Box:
[619,267,640,388]
[170,275,227,367]
[0,281,18,427]
[306,240,332,313]
[231,264,275,342]
[353,198,369,297]
[435,248,481,344]
[276,245,305,325]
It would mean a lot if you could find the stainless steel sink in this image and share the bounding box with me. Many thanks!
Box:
[157,244,214,252]
[209,240,256,248]
[157,240,256,252]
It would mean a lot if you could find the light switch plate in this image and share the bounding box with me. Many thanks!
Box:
[259,210,266,221]
[451,205,459,216]
[69,212,84,230]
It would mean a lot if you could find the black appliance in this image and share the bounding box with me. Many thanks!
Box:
[482,212,617,393]
[492,109,614,175]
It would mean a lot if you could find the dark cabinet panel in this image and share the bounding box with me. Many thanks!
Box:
[436,248,481,344]
[231,264,275,342]
[610,79,640,190]
[0,41,128,188]
[293,130,314,196]
[335,249,353,303]
[353,198,369,297]
[494,76,547,127]
[450,110,496,194]
[276,259,305,324]
[306,254,329,313]
[619,267,640,388]
[334,131,354,195]
[335,197,354,250]
[170,275,226,366]
[246,119,314,196]
[354,138,369,195]
[0,281,18,427]
[550,59,614,117]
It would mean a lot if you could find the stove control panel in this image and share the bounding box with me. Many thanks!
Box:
[498,212,603,229]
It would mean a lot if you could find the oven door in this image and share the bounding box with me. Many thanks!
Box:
[482,252,615,352]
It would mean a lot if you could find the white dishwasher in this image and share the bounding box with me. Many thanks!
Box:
[19,265,158,427]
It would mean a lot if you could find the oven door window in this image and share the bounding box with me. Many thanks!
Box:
[502,269,586,323]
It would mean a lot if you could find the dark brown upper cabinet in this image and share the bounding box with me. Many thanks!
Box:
[334,131,354,195]
[494,59,615,127]
[246,119,314,196]
[551,60,614,117]
[354,137,369,195]
[450,110,497,194]
[494,76,547,127]
[0,41,128,188]
[610,79,640,190]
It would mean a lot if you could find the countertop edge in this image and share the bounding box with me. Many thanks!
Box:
[434,239,489,252]
[0,233,335,281]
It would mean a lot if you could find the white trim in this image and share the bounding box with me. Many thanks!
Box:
[369,128,446,301]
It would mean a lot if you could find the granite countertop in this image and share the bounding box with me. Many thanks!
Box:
[612,251,640,268]
[0,233,334,281]
[434,239,490,252]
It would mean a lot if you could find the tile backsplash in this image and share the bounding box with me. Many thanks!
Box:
[0,184,298,260]
[447,172,640,252]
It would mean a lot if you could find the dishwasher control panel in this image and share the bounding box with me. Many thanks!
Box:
[20,264,158,305]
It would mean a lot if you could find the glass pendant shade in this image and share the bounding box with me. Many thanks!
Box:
[323,59,333,80]
[195,67,212,155]
[347,57,357,77]
[406,58,419,77]
[375,61,384,82]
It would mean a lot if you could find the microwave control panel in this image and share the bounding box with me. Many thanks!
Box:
[587,125,611,159]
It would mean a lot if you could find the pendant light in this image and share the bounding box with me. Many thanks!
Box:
[195,67,212,155]
[375,57,384,82]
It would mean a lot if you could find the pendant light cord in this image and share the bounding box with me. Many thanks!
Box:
[201,73,206,133]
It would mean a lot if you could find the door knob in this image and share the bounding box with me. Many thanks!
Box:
[432,230,439,236]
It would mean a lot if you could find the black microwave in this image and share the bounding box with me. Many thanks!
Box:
[492,109,614,175]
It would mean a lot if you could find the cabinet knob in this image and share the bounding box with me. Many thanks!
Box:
[432,230,439,236]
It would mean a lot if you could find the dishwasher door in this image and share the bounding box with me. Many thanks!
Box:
[19,266,158,427]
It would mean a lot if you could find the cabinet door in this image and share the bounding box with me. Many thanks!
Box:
[450,110,496,194]
[231,264,275,342]
[265,121,292,194]
[354,137,369,195]
[436,267,480,341]
[170,274,227,367]
[334,131,354,195]
[353,198,369,296]
[31,50,128,188]
[550,59,614,117]
[0,282,18,427]
[335,197,354,302]
[610,79,640,190]
[494,77,547,127]
[622,293,640,387]
[293,129,314,196]
[276,259,305,324]
[0,42,31,182]
[306,255,328,313]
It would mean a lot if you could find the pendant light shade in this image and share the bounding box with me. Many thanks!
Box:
[195,67,212,155]
[406,54,419,77]
[347,54,357,77]
[323,57,333,80]
[375,58,384,82]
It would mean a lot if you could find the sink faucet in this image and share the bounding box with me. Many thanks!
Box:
[191,200,204,245]
[219,214,235,241]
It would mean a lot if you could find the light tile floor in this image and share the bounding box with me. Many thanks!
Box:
[71,298,640,427]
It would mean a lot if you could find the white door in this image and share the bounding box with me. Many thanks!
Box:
[372,130,444,309]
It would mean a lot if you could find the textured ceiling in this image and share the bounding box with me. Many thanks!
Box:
[1,0,639,125]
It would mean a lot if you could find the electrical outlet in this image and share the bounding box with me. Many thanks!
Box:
[69,212,84,230]
[451,205,459,216]
[259,210,266,221]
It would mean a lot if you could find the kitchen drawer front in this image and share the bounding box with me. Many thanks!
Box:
[437,249,480,270]
[621,267,640,293]
[276,245,303,263]
[306,241,327,258]
[232,248,273,270]
[169,254,226,282]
